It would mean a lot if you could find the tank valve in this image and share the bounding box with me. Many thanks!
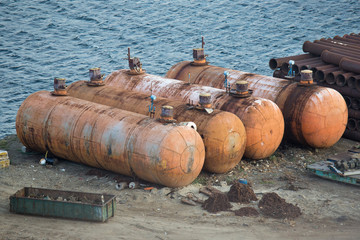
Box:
[299,70,316,86]
[285,60,295,80]
[52,78,67,96]
[191,36,208,66]
[224,71,231,92]
[196,93,213,114]
[159,105,176,123]
[229,81,252,98]
[87,67,105,86]
[148,94,156,118]
[126,47,145,75]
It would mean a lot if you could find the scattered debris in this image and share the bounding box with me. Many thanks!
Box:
[227,182,257,203]
[234,207,259,217]
[258,192,301,219]
[115,182,127,190]
[202,192,232,213]
[129,182,139,189]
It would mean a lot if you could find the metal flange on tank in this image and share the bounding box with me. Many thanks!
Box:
[298,69,316,86]
[126,48,145,75]
[191,36,208,66]
[51,78,67,96]
[195,93,214,114]
[87,68,105,86]
[229,81,253,98]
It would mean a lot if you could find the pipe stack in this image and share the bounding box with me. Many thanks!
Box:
[269,33,360,141]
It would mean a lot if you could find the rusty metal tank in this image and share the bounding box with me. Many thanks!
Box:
[16,91,205,187]
[166,61,348,148]
[67,80,247,173]
[104,70,284,160]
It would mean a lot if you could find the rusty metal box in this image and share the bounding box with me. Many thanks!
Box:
[9,187,116,222]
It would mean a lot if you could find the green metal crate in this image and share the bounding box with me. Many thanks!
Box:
[9,187,116,222]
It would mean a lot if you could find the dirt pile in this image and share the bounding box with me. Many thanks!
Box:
[227,182,258,203]
[234,207,259,217]
[258,192,301,219]
[202,192,232,213]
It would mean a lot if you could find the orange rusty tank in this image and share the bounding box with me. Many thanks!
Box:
[166,61,348,148]
[67,80,247,173]
[16,91,205,187]
[104,70,284,160]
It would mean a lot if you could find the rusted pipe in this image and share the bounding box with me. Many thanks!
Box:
[292,57,323,75]
[334,36,360,45]
[356,78,360,92]
[340,58,360,75]
[67,81,247,173]
[344,96,351,108]
[269,54,313,70]
[336,72,355,87]
[303,41,330,56]
[16,91,205,187]
[314,66,340,82]
[351,97,360,110]
[343,129,360,142]
[347,75,360,88]
[317,39,360,52]
[348,109,360,119]
[166,61,348,148]
[280,57,320,75]
[104,70,285,160]
[325,70,345,85]
[273,69,284,78]
[317,82,360,98]
[347,118,357,131]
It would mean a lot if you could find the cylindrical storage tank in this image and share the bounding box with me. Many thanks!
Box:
[166,61,348,148]
[16,91,205,187]
[104,70,284,160]
[67,81,247,173]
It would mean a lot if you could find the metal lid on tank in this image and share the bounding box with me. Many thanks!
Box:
[87,67,105,86]
[195,93,214,114]
[159,105,176,123]
[51,78,67,96]
[299,69,316,86]
[229,81,252,98]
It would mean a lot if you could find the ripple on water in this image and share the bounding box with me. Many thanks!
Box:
[0,0,359,138]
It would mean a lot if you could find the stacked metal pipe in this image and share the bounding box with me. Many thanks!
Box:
[269,33,360,141]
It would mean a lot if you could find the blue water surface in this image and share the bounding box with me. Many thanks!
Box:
[1,0,359,138]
